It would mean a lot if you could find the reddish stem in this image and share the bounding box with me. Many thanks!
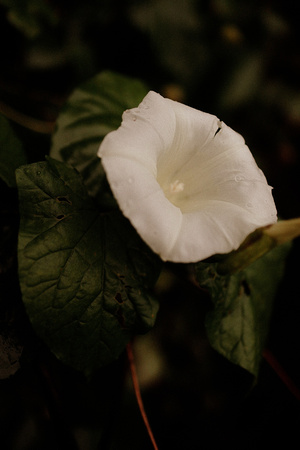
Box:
[263,348,300,401]
[126,342,159,450]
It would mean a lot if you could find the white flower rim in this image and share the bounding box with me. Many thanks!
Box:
[98,91,277,263]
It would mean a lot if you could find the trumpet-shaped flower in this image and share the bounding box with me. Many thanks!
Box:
[98,91,277,263]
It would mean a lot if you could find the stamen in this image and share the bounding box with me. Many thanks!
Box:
[170,180,184,193]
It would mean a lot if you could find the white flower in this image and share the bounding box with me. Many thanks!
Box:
[98,91,277,263]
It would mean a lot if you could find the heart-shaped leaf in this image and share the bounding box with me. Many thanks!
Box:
[195,241,291,376]
[17,158,161,376]
[50,71,148,202]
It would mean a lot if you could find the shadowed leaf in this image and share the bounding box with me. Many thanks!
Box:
[50,71,148,204]
[17,157,161,376]
[195,242,291,376]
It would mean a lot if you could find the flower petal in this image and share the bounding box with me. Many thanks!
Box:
[99,91,176,175]
[98,91,277,263]
[98,155,182,257]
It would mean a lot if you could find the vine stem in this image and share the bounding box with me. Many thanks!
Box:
[126,342,159,450]
[0,100,55,134]
[263,348,300,401]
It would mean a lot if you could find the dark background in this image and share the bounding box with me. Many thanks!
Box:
[1,1,300,449]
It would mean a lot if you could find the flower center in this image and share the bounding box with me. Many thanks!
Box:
[162,179,186,209]
[169,180,185,193]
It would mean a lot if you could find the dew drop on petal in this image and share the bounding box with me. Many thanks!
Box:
[235,175,244,182]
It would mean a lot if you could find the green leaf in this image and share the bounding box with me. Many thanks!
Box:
[1,0,58,38]
[195,242,291,376]
[0,334,23,380]
[0,114,27,187]
[215,227,276,275]
[50,71,148,202]
[16,157,161,376]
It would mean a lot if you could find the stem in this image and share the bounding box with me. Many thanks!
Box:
[0,100,55,134]
[263,348,300,401]
[126,342,159,450]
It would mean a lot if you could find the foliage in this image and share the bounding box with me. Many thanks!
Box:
[17,156,160,376]
[0,114,27,187]
[195,241,291,376]
[0,0,58,38]
[50,70,148,200]
[12,71,293,378]
[1,1,300,447]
